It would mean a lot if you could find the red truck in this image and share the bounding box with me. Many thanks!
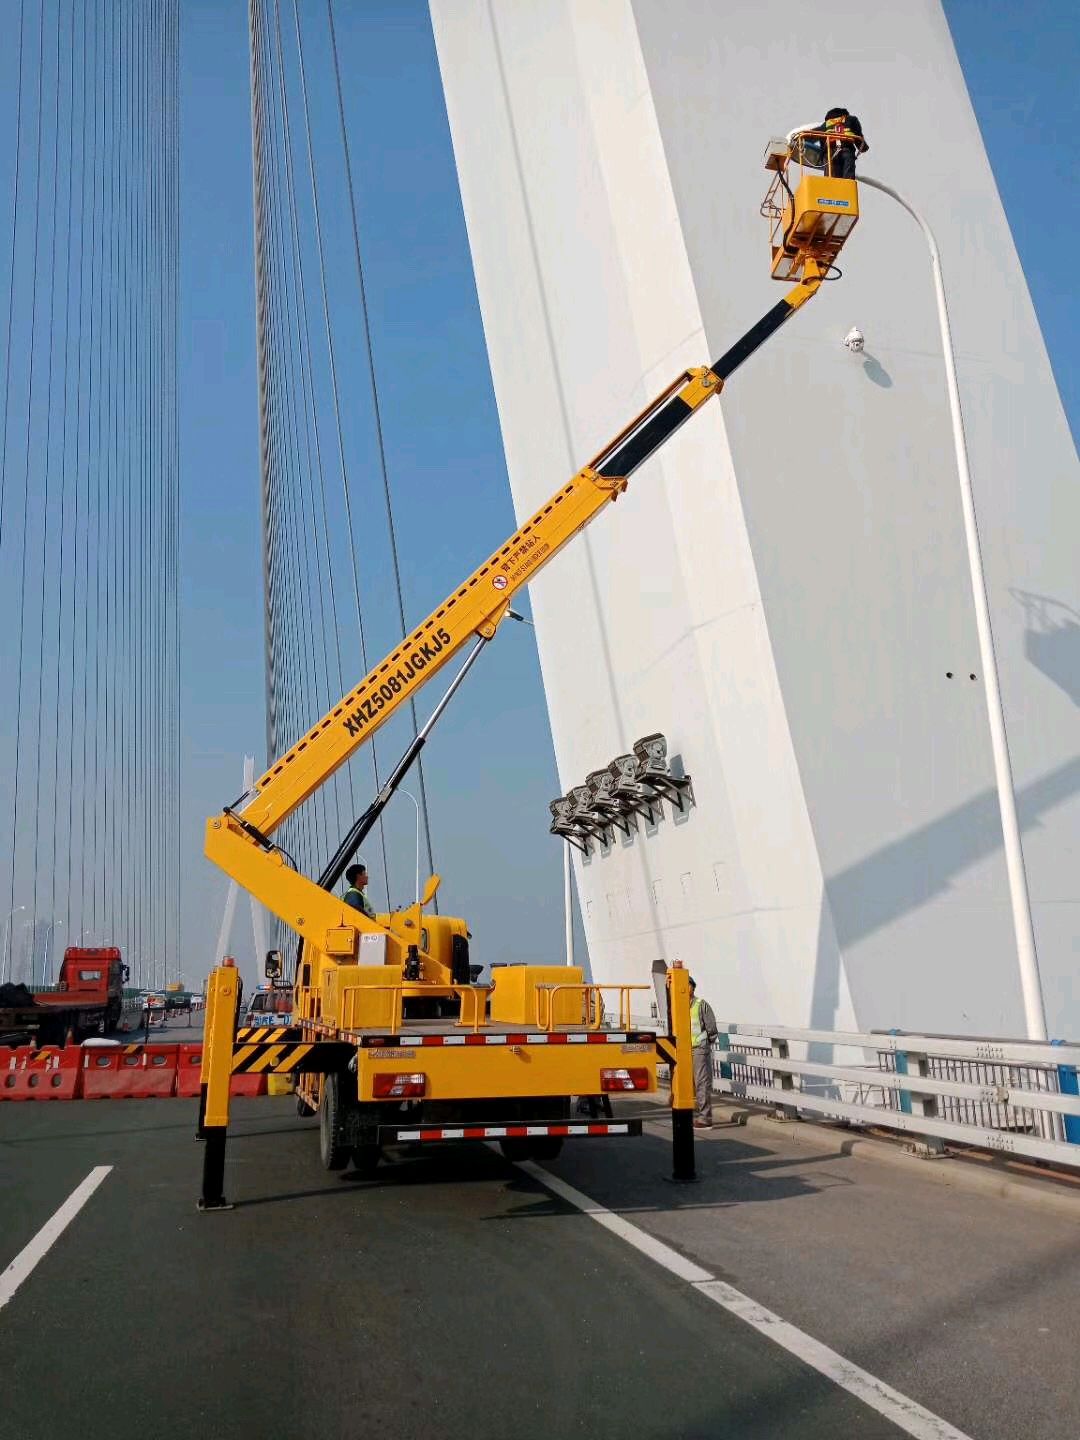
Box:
[0,946,130,1044]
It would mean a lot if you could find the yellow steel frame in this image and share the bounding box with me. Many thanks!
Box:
[202,963,239,1129]
[666,965,695,1111]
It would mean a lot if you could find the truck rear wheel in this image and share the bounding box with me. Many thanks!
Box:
[318,1073,351,1171]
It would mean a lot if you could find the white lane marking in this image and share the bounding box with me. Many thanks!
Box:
[516,1160,711,1283]
[518,1161,973,1440]
[691,1280,971,1440]
[0,1166,113,1314]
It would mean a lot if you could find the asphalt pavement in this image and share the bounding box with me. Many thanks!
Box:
[1,1092,1078,1440]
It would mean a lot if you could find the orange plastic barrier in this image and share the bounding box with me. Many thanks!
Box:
[176,1042,267,1097]
[176,1044,204,1097]
[0,1042,271,1101]
[82,1044,178,1099]
[0,1046,82,1101]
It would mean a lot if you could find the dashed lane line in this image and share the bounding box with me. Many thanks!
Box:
[518,1159,974,1440]
[0,1166,113,1314]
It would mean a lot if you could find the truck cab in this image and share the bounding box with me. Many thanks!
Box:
[50,947,127,1030]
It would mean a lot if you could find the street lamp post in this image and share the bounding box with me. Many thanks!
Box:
[563,843,575,968]
[398,790,422,906]
[2,906,26,984]
[41,920,64,988]
[509,608,576,968]
[859,173,1046,1041]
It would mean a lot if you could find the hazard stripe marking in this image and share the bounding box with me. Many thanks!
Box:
[231,1042,341,1073]
[230,1043,316,1073]
[248,1045,284,1074]
[655,1038,677,1065]
[392,1123,632,1142]
[237,1026,303,1043]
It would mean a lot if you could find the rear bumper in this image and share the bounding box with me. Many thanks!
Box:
[380,1119,642,1144]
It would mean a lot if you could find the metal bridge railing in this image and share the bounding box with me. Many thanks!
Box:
[712,1024,1080,1171]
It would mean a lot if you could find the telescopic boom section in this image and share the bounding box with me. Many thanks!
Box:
[214,270,823,851]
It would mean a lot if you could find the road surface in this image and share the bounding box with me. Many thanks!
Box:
[1,1095,1077,1439]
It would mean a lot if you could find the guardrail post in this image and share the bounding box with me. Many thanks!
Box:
[1051,1041,1080,1144]
[717,1031,732,1082]
[902,1051,945,1157]
[770,1038,799,1120]
[891,1031,913,1115]
[667,964,696,1182]
[198,961,237,1211]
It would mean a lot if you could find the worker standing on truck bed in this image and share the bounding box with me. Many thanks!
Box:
[343,862,376,919]
[689,976,719,1129]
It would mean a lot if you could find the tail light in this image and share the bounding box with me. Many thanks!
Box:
[600,1067,649,1092]
[373,1072,427,1099]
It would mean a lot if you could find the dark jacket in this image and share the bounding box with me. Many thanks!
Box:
[823,111,868,150]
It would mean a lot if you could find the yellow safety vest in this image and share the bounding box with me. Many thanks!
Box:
[690,998,705,1048]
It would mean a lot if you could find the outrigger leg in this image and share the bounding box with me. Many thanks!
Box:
[198,960,238,1210]
[666,963,697,1182]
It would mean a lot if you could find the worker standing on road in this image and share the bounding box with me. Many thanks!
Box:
[343,861,376,919]
[688,976,719,1129]
[821,106,868,179]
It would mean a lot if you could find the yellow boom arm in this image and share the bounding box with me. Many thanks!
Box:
[206,270,823,954]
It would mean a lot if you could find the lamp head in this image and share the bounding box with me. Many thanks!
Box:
[843,326,865,354]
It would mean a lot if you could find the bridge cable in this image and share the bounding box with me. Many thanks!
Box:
[270,0,356,844]
[290,0,393,901]
[253,0,320,887]
[325,0,438,898]
[59,0,85,945]
[29,0,66,975]
[262,0,327,878]
[0,0,28,565]
[263,5,338,868]
[6,0,47,979]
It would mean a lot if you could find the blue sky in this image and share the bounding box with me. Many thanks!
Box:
[180,0,570,981]
[169,0,1079,982]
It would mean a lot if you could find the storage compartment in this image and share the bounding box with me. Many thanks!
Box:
[489,965,585,1027]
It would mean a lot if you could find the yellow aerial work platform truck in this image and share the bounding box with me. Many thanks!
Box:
[195,135,860,1209]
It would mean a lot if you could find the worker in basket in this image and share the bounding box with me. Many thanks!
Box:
[787,107,868,177]
[822,106,868,178]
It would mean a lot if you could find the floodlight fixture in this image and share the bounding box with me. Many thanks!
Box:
[568,783,610,844]
[586,768,632,837]
[549,795,591,855]
[608,751,660,826]
[632,732,694,813]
